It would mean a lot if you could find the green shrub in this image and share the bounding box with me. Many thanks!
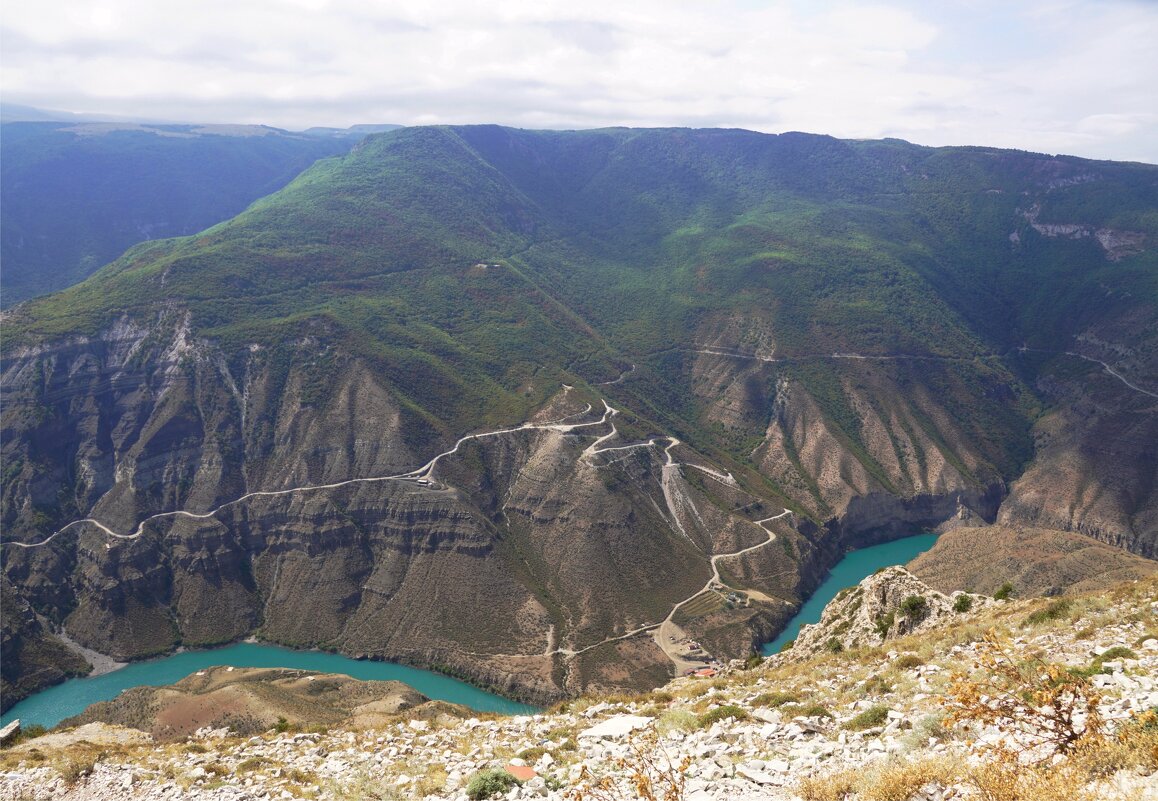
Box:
[994,582,1014,601]
[953,594,973,613]
[780,639,796,652]
[784,703,833,719]
[237,757,270,773]
[844,704,890,731]
[466,768,522,800]
[656,709,699,734]
[743,653,765,670]
[1073,645,1142,677]
[698,705,749,728]
[826,637,844,653]
[875,612,895,638]
[893,653,924,669]
[1024,599,1073,626]
[899,595,928,619]
[1098,646,1137,662]
[754,691,799,708]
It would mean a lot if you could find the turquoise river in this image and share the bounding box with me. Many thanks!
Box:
[1,644,537,728]
[3,533,937,728]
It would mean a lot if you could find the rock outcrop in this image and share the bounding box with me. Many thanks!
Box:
[789,566,986,657]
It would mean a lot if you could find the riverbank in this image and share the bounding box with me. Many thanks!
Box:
[0,644,535,730]
[56,631,127,678]
[4,571,1154,801]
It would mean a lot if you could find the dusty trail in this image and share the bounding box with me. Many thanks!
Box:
[650,508,792,672]
[690,346,983,365]
[694,344,1158,400]
[1017,347,1158,400]
[596,364,636,385]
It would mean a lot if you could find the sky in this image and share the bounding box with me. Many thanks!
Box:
[2,0,1156,163]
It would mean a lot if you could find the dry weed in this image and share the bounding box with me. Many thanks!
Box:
[968,751,1097,801]
[946,631,1104,758]
[795,769,856,801]
[858,756,958,801]
[567,726,689,801]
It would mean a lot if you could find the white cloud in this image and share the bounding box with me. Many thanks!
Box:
[1,0,1155,162]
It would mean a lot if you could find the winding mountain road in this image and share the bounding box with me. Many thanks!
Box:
[3,401,612,550]
[692,343,1158,401]
[3,379,797,677]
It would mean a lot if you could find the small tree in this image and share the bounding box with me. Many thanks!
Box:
[945,631,1104,760]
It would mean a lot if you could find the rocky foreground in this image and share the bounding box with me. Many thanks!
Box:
[2,569,1157,801]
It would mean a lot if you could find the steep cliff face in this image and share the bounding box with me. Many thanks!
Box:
[0,576,90,711]
[0,318,818,705]
[685,316,1014,529]
[998,337,1158,556]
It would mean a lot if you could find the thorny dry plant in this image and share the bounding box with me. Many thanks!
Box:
[567,726,690,801]
[945,630,1104,760]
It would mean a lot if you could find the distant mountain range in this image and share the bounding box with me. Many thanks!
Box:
[2,125,1155,711]
[0,109,400,306]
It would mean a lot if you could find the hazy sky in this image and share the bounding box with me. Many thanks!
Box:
[3,0,1155,162]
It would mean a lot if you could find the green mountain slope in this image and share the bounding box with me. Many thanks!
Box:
[0,122,356,306]
[2,126,1155,710]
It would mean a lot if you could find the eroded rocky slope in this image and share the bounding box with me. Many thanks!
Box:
[3,127,1156,710]
[909,525,1158,597]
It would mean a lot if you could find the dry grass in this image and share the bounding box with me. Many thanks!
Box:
[859,756,959,801]
[1072,709,1158,778]
[968,756,1098,801]
[54,750,99,785]
[796,770,856,801]
[796,756,958,801]
[654,710,698,735]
